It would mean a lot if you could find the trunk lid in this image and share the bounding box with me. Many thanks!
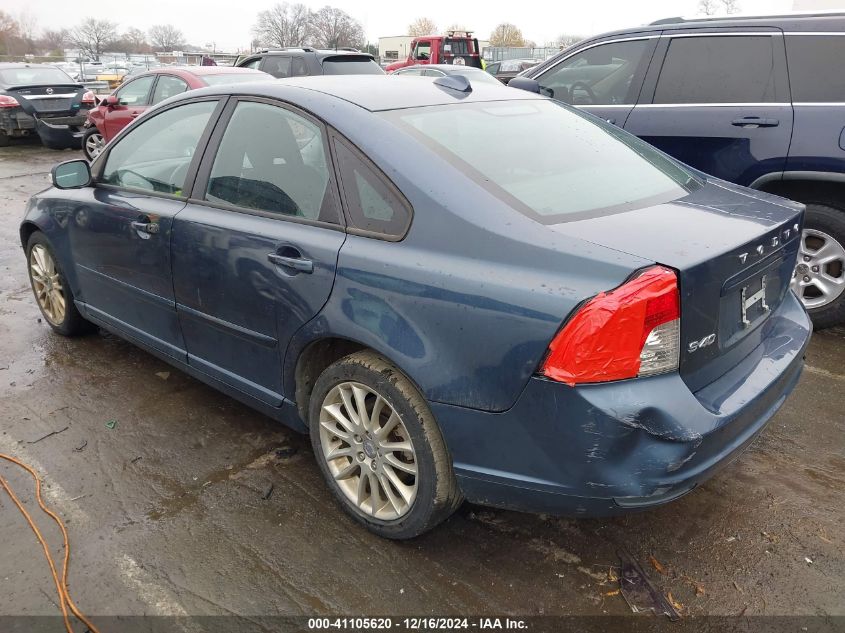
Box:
[551,179,804,392]
[8,84,83,116]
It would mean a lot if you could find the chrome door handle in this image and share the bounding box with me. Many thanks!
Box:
[131,220,159,234]
[731,117,779,128]
[267,252,313,273]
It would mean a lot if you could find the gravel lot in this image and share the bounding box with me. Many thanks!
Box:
[1,142,843,631]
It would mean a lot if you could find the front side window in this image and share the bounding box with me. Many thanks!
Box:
[654,36,777,104]
[414,42,431,60]
[536,39,652,105]
[291,57,309,76]
[385,100,700,223]
[205,101,336,221]
[151,75,189,105]
[102,100,217,195]
[786,35,845,102]
[241,58,261,70]
[116,76,155,106]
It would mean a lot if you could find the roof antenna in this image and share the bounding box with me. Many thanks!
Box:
[433,74,472,94]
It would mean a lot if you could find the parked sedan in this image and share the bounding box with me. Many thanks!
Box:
[0,63,95,148]
[82,66,268,160]
[21,76,810,538]
[485,58,539,84]
[391,64,502,85]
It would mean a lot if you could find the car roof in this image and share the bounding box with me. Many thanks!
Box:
[134,66,266,78]
[413,64,488,72]
[575,10,845,42]
[241,75,539,111]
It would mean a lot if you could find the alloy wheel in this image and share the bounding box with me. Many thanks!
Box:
[319,381,418,520]
[791,228,845,309]
[85,131,104,159]
[29,244,66,325]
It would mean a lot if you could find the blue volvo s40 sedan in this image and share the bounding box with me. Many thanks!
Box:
[20,75,811,538]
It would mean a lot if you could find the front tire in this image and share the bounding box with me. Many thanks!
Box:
[792,203,845,329]
[82,127,105,161]
[26,232,94,336]
[308,351,462,539]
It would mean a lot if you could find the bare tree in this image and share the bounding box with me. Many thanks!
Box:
[72,18,118,61]
[309,6,364,49]
[408,17,437,37]
[698,0,719,14]
[253,3,312,48]
[0,11,22,55]
[39,28,69,53]
[124,27,149,53]
[489,23,524,47]
[554,34,583,48]
[721,0,741,14]
[149,24,184,51]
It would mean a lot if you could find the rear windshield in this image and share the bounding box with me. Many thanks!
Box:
[321,56,384,75]
[0,67,75,86]
[384,100,700,222]
[202,73,267,86]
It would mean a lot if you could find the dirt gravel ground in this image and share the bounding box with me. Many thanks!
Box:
[0,143,843,631]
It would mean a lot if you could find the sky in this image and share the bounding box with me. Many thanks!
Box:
[6,0,804,52]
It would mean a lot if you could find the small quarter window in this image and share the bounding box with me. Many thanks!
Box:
[786,35,845,102]
[334,140,411,238]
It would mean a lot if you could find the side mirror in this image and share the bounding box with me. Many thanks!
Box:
[508,76,542,93]
[52,160,91,189]
[105,94,119,107]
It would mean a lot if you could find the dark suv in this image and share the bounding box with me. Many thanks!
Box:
[236,48,384,78]
[510,12,845,327]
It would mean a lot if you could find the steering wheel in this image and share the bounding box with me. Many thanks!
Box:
[569,81,598,105]
[118,169,154,190]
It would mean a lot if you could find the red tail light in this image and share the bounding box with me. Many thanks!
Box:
[541,266,680,386]
[0,95,20,109]
[81,91,96,105]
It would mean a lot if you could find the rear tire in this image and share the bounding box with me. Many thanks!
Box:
[26,232,95,336]
[308,351,462,539]
[793,203,845,329]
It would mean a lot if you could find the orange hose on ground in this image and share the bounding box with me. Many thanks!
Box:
[0,453,101,633]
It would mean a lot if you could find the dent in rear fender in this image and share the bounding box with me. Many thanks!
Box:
[284,232,648,412]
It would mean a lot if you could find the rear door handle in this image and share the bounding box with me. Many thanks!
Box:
[268,252,313,274]
[731,117,779,128]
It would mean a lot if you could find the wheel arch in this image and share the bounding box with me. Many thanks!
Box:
[20,220,42,250]
[751,172,845,209]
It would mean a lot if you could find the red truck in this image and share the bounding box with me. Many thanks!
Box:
[385,31,483,72]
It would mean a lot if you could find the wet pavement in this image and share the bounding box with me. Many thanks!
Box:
[0,143,843,628]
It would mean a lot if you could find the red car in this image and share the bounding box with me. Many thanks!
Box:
[82,66,268,160]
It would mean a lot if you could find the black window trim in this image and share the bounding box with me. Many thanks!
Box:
[189,95,347,232]
[328,131,414,242]
[91,96,227,202]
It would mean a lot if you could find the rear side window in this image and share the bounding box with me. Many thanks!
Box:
[151,75,189,105]
[333,140,411,238]
[206,101,338,222]
[262,56,292,78]
[786,35,845,102]
[321,56,384,75]
[654,36,777,104]
[291,57,309,76]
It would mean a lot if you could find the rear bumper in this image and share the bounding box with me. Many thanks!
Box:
[0,109,87,146]
[432,291,811,516]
